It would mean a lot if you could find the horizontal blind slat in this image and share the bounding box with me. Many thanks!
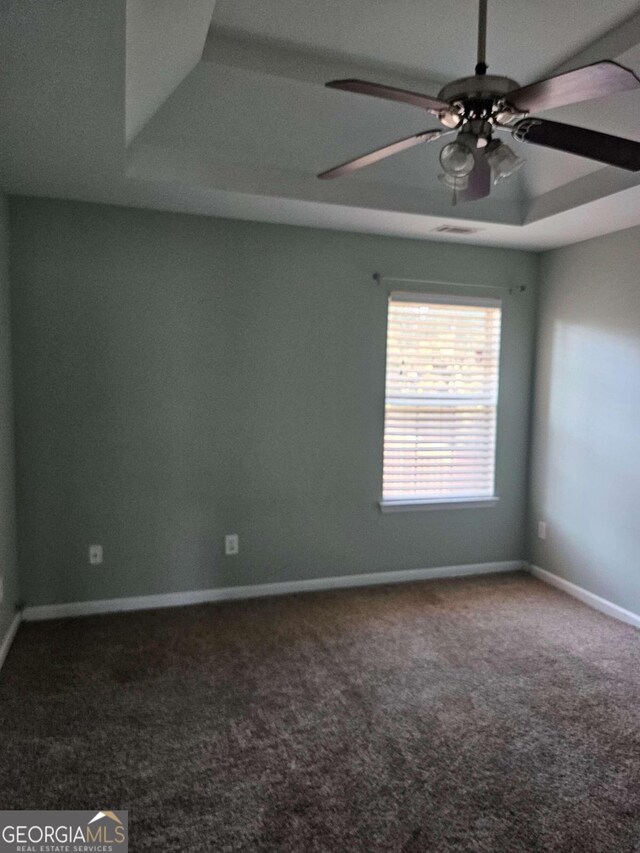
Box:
[383,293,501,502]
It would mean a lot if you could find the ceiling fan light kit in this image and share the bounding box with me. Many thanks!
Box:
[318,0,640,203]
[439,140,475,178]
[485,140,526,184]
[437,173,470,206]
[438,172,470,190]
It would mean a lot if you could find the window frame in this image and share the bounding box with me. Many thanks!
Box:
[379,290,502,512]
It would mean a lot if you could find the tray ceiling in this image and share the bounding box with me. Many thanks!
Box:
[2,0,640,249]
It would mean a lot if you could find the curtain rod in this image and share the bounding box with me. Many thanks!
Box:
[372,273,526,294]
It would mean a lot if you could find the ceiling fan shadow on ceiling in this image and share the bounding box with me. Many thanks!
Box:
[317,0,640,204]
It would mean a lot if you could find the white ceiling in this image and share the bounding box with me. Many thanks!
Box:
[2,0,640,250]
[211,0,640,84]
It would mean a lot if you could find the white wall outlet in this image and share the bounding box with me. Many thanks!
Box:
[89,544,103,565]
[537,521,547,540]
[225,534,239,556]
[0,576,3,605]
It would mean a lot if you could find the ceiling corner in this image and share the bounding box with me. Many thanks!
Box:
[125,0,217,145]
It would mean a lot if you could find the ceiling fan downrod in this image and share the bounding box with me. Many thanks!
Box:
[475,0,488,76]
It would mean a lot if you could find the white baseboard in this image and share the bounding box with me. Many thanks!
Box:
[22,560,524,622]
[0,613,21,674]
[530,565,640,629]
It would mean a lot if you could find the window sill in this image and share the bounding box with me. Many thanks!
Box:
[379,497,500,513]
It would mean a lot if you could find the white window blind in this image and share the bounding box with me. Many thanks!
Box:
[382,291,502,504]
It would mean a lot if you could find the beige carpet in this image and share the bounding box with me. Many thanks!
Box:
[1,571,639,852]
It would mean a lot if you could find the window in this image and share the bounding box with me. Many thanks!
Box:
[381,291,502,509]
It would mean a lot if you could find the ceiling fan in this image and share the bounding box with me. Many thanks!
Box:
[318,0,640,202]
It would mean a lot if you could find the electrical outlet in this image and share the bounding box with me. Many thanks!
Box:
[537,521,547,540]
[89,544,103,565]
[225,534,239,556]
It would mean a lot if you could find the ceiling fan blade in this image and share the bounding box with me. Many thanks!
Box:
[461,148,491,201]
[513,118,640,171]
[326,79,453,117]
[507,61,640,114]
[318,129,445,180]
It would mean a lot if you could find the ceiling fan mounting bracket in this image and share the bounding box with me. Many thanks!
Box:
[512,119,543,142]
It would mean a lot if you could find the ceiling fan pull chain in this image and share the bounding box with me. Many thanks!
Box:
[475,0,488,76]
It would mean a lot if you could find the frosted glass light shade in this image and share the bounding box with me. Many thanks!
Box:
[485,141,525,184]
[439,141,475,178]
[438,172,470,191]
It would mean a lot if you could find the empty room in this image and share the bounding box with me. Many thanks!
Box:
[1,1,639,850]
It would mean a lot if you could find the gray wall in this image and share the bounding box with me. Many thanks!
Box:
[529,226,640,615]
[0,192,19,637]
[10,198,538,607]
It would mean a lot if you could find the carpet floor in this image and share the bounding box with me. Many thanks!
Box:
[1,571,639,852]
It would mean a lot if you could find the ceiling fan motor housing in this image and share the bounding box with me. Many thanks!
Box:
[438,75,521,125]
